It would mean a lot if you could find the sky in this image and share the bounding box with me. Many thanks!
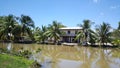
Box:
[0,0,120,29]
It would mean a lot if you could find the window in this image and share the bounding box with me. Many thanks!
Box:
[68,30,70,34]
[75,31,78,34]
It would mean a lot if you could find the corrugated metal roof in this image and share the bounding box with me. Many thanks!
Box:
[60,27,82,30]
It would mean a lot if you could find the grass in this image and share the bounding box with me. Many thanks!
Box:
[0,54,34,68]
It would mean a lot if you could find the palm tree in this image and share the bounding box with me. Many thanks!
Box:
[20,15,35,40]
[112,29,120,40]
[96,22,111,45]
[40,25,48,43]
[117,21,120,30]
[0,16,7,40]
[0,15,17,41]
[33,27,41,43]
[12,24,22,42]
[111,22,120,45]
[45,21,64,44]
[33,26,47,43]
[76,19,96,45]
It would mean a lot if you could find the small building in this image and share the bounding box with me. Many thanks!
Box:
[60,27,83,43]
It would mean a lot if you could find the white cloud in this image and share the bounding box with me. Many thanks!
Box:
[93,0,99,3]
[110,5,120,9]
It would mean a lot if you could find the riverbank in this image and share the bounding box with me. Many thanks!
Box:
[0,54,34,68]
[0,46,42,68]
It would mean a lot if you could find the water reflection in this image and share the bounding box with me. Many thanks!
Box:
[0,43,120,68]
[7,43,12,51]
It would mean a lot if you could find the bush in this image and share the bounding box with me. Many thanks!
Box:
[112,39,120,46]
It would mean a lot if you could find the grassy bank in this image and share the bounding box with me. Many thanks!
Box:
[0,54,34,68]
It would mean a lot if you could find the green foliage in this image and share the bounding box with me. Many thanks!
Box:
[0,46,42,68]
[0,47,31,58]
[112,29,120,40]
[45,21,65,44]
[0,14,35,42]
[76,19,96,45]
[33,26,48,43]
[17,50,32,58]
[33,27,41,42]
[96,22,112,45]
[112,39,120,46]
[111,22,120,46]
[118,21,120,30]
[20,15,35,41]
[0,14,17,41]
[0,48,8,53]
[0,54,34,68]
[82,20,92,29]
[30,61,41,68]
[39,26,48,43]
[36,48,41,53]
[1,14,120,46]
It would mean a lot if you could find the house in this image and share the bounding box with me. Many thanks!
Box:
[60,27,83,43]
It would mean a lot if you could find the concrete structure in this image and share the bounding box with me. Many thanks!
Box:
[60,27,82,43]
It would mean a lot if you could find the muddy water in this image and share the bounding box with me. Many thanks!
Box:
[0,43,120,68]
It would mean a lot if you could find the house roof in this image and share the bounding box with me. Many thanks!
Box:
[60,27,82,30]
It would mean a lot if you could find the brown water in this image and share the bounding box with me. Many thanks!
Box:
[0,43,120,68]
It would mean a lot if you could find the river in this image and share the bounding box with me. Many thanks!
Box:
[0,43,120,68]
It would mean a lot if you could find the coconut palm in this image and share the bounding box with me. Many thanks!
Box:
[12,24,22,42]
[33,27,41,42]
[20,15,35,40]
[33,26,48,43]
[111,22,120,45]
[96,22,111,45]
[40,25,48,43]
[117,21,120,30]
[45,21,64,44]
[76,19,96,45]
[0,16,7,40]
[112,29,120,40]
[0,15,17,41]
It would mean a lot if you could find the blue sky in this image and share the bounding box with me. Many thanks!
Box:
[0,0,120,29]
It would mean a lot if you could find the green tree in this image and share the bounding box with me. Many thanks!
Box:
[45,21,64,44]
[96,22,111,45]
[0,15,17,41]
[34,27,41,43]
[112,29,120,40]
[12,24,22,41]
[33,26,48,43]
[40,25,48,43]
[76,19,96,45]
[111,22,120,45]
[20,15,35,40]
[0,16,7,40]
[117,21,120,30]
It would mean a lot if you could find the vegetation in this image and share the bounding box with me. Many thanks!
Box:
[111,21,120,46]
[45,21,65,44]
[0,14,35,43]
[37,26,47,44]
[0,14,120,68]
[76,20,96,45]
[95,22,112,45]
[0,15,17,41]
[0,14,120,46]
[0,54,33,68]
[33,27,41,43]
[20,15,35,40]
[0,47,41,68]
[117,22,120,30]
